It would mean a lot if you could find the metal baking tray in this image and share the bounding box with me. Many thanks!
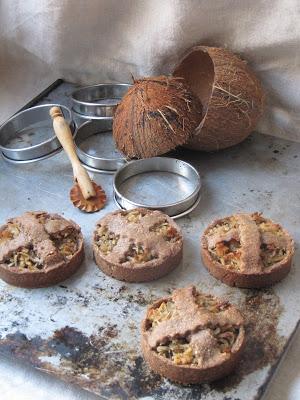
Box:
[114,157,201,218]
[0,103,74,162]
[75,120,126,173]
[71,83,131,118]
[0,80,299,400]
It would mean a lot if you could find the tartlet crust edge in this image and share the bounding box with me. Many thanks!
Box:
[94,246,182,283]
[0,231,84,288]
[140,297,246,384]
[93,209,183,283]
[200,215,295,288]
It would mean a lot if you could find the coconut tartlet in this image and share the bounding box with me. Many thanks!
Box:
[0,211,84,288]
[201,212,294,288]
[141,286,245,384]
[93,208,183,282]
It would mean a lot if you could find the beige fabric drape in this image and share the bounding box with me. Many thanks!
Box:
[1,0,299,142]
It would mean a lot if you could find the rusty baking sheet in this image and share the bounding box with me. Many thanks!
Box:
[0,81,299,400]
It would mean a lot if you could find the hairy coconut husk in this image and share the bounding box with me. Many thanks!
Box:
[173,46,265,151]
[113,76,203,158]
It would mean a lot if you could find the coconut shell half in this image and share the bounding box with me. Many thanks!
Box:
[113,76,203,159]
[173,46,265,151]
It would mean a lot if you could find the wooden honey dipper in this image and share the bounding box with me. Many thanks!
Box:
[50,106,106,213]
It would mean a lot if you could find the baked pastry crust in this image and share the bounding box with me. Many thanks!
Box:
[0,211,84,288]
[141,286,245,384]
[93,208,183,282]
[201,212,294,288]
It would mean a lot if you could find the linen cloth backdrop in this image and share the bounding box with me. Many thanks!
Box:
[0,0,299,142]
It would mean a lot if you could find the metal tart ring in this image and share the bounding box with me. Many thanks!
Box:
[71,83,132,118]
[113,157,201,218]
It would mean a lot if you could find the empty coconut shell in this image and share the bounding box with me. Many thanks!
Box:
[173,46,265,151]
[113,76,203,159]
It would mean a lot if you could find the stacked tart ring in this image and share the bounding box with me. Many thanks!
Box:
[93,208,183,282]
[201,212,294,288]
[141,286,245,384]
[0,211,84,288]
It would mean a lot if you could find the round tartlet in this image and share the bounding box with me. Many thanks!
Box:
[141,286,245,384]
[93,208,183,282]
[201,212,294,288]
[0,211,84,288]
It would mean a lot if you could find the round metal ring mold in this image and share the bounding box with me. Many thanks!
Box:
[74,120,126,173]
[71,108,114,128]
[0,104,74,162]
[114,192,201,219]
[113,157,201,217]
[71,83,132,118]
[80,162,124,175]
[1,147,63,164]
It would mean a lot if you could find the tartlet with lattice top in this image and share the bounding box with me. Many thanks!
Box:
[0,211,84,288]
[93,208,183,282]
[141,286,245,384]
[201,212,294,288]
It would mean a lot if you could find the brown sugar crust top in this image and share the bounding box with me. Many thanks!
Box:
[0,211,82,274]
[202,212,294,275]
[142,286,245,369]
[93,208,182,268]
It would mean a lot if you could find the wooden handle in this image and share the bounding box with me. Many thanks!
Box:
[50,106,96,199]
